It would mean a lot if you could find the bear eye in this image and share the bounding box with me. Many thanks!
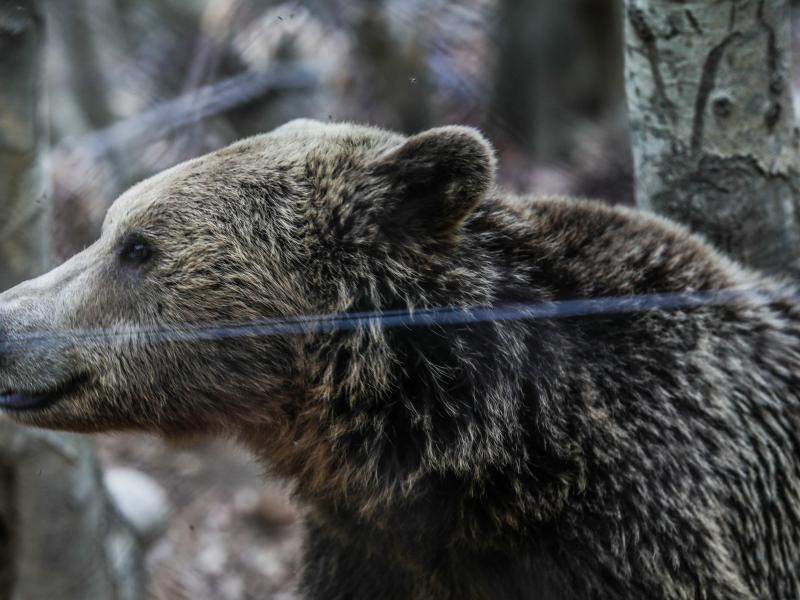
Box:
[118,235,153,266]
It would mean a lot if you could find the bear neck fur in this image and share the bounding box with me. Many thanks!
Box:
[241,199,590,547]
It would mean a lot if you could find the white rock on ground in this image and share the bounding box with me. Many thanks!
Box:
[104,467,171,545]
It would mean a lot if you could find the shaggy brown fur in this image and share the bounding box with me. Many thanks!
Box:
[2,119,800,599]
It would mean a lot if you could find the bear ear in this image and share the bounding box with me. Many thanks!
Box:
[370,126,496,237]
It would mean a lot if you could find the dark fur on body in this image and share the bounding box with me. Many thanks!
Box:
[1,120,799,599]
[291,195,800,600]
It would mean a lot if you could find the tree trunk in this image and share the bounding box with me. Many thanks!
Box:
[0,0,48,288]
[350,1,434,134]
[492,0,624,159]
[491,0,566,157]
[0,467,12,600]
[0,2,143,599]
[624,0,800,276]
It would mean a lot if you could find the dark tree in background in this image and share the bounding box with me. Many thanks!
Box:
[624,0,800,276]
[350,2,434,134]
[492,0,624,159]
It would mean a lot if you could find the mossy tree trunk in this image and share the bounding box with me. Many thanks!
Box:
[0,2,143,599]
[624,0,800,276]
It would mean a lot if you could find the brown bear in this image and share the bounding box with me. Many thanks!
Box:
[1,119,800,599]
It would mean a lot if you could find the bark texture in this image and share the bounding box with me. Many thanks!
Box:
[0,2,143,599]
[624,0,800,276]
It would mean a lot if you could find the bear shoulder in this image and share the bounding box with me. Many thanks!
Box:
[481,194,755,298]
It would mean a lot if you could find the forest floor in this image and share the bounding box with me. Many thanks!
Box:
[97,434,304,600]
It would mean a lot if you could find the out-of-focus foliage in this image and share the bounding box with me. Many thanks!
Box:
[46,0,633,261]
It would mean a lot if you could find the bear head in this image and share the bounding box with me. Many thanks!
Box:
[0,120,497,492]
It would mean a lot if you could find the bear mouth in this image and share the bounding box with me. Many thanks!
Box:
[0,373,91,412]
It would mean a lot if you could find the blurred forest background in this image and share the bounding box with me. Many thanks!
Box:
[1,0,800,599]
[43,0,633,267]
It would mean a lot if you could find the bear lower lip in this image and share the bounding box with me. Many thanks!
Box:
[0,374,90,412]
